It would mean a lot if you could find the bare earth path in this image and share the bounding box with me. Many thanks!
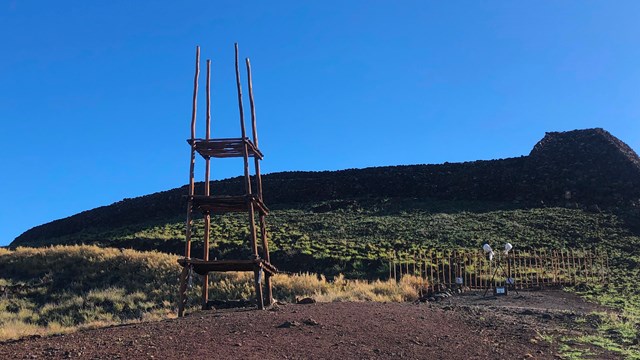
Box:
[0,290,613,359]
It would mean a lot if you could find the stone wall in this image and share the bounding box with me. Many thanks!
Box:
[12,128,640,246]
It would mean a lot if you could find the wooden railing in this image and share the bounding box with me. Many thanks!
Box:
[388,249,609,291]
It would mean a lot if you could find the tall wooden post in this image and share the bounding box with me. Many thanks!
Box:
[235,43,263,309]
[427,250,432,291]
[393,250,397,281]
[179,45,200,317]
[246,57,272,305]
[201,59,212,309]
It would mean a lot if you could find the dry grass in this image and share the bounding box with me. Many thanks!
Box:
[0,246,426,342]
[273,273,421,302]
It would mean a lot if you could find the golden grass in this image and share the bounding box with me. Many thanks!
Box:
[0,246,427,342]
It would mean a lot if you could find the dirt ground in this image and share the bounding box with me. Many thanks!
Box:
[0,290,617,360]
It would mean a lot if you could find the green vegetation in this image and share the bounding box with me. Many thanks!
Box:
[26,198,640,273]
[565,263,640,359]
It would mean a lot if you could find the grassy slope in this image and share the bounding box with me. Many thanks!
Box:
[4,199,640,356]
[26,198,640,275]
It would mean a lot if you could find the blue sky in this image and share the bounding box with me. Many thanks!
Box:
[1,1,639,245]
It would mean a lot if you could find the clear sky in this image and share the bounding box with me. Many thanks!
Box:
[1,1,639,245]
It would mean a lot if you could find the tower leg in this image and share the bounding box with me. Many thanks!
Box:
[254,269,264,310]
[265,273,273,305]
[178,266,189,317]
[202,274,209,310]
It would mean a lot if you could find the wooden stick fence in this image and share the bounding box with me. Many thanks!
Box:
[388,249,609,292]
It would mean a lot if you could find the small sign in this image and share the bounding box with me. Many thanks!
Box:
[494,287,508,296]
[455,277,464,285]
[506,277,514,285]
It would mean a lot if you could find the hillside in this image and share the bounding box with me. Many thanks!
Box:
[10,128,640,275]
[4,129,640,358]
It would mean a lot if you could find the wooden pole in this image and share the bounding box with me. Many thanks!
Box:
[201,59,212,309]
[540,250,546,285]
[447,250,453,286]
[515,251,520,289]
[564,249,572,284]
[551,250,557,284]
[599,250,606,284]
[524,251,529,289]
[559,249,566,285]
[524,250,533,288]
[245,57,263,200]
[590,250,596,284]
[454,250,459,286]
[542,249,548,284]
[428,250,433,291]
[435,251,441,290]
[179,45,200,318]
[185,45,200,259]
[482,251,486,289]
[404,256,409,277]
[515,251,521,289]
[571,249,577,284]
[556,249,562,285]
[567,249,573,284]
[533,249,540,286]
[583,249,590,283]
[235,43,263,309]
[506,251,512,288]
[462,251,467,288]
[605,252,611,284]
[576,249,582,283]
[474,251,479,289]
[412,252,416,276]
[246,57,272,305]
[393,251,397,281]
[464,251,472,288]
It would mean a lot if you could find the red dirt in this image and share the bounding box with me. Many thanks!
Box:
[1,289,620,359]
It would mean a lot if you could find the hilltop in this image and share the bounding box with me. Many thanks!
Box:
[12,128,640,227]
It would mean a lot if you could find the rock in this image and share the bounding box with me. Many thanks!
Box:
[296,297,316,304]
[303,318,320,326]
[433,293,448,301]
[277,321,301,328]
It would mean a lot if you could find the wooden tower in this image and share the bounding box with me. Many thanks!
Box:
[178,44,276,316]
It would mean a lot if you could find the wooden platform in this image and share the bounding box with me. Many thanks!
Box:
[189,194,269,215]
[187,137,264,159]
[178,258,278,276]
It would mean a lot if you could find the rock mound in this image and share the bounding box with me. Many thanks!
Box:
[527,128,640,206]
